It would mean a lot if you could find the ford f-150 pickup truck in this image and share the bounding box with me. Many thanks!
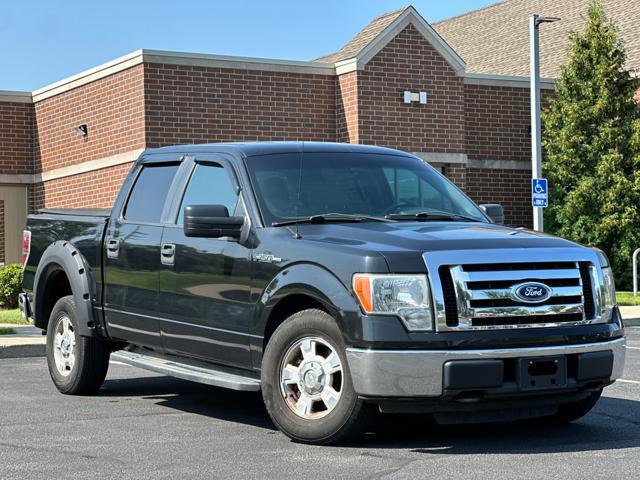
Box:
[20,142,625,444]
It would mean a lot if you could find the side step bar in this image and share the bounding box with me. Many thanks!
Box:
[111,348,261,392]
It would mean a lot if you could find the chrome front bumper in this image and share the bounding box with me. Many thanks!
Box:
[346,337,626,397]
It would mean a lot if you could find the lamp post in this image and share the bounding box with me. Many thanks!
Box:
[530,14,560,232]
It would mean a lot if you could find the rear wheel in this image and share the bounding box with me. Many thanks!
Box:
[46,295,110,395]
[261,309,371,444]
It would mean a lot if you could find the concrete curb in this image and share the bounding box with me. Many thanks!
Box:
[0,343,46,359]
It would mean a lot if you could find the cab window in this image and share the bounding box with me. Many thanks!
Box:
[177,163,238,224]
[124,164,179,223]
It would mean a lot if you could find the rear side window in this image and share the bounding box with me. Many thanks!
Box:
[124,164,179,223]
[177,163,238,224]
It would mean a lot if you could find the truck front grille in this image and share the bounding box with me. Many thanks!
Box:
[443,261,597,330]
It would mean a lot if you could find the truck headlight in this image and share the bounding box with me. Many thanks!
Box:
[353,274,433,331]
[592,248,616,313]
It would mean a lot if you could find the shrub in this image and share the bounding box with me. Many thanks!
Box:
[0,264,24,309]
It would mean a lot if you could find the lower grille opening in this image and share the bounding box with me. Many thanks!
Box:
[472,313,584,327]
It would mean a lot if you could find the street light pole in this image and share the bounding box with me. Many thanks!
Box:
[530,14,560,232]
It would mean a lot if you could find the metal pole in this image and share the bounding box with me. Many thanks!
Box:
[530,15,544,232]
[633,248,640,296]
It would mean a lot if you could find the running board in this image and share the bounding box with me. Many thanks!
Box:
[111,348,261,392]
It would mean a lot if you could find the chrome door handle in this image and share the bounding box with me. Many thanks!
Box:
[106,238,120,259]
[161,243,176,266]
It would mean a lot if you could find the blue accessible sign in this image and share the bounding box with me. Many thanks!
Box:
[532,178,548,208]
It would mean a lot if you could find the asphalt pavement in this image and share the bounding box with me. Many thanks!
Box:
[1,329,639,479]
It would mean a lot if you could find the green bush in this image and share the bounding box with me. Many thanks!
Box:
[0,264,23,309]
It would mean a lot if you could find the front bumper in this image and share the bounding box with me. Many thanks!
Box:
[346,337,625,397]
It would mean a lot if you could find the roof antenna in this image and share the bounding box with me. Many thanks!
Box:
[293,142,303,239]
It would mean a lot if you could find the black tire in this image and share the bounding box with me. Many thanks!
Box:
[261,309,372,445]
[46,295,110,395]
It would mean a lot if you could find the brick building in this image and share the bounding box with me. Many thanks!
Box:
[0,1,638,263]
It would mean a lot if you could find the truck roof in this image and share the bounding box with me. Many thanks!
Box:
[141,141,415,159]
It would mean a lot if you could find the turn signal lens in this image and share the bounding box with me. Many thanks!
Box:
[352,274,433,331]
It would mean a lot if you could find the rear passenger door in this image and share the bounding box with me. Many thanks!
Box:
[156,155,254,368]
[103,158,182,348]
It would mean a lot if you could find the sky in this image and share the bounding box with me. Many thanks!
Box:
[0,0,498,92]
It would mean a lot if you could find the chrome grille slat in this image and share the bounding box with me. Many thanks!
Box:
[471,303,584,318]
[467,285,583,301]
[460,269,581,282]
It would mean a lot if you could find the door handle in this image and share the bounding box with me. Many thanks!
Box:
[106,238,120,259]
[161,243,176,266]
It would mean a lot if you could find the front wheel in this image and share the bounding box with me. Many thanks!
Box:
[261,309,372,444]
[46,295,110,395]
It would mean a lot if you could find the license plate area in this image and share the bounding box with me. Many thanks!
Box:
[517,355,567,390]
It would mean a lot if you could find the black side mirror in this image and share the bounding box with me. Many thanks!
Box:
[184,204,244,239]
[479,204,504,224]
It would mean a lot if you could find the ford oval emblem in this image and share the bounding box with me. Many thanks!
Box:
[511,282,552,303]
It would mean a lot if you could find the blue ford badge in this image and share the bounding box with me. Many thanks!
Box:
[512,282,552,303]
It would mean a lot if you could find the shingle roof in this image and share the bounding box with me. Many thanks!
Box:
[315,7,410,63]
[433,0,640,78]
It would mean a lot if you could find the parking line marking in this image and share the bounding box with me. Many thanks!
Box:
[626,346,640,350]
[618,379,640,385]
[110,360,130,367]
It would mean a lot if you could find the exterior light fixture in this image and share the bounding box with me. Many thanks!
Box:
[75,124,88,137]
[403,91,428,105]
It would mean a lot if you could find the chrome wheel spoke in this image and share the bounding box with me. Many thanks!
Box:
[54,333,63,350]
[322,351,341,375]
[52,315,75,377]
[295,393,313,417]
[300,339,316,361]
[281,364,299,385]
[320,387,340,410]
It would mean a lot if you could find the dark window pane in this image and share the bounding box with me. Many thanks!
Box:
[124,164,178,223]
[177,164,238,223]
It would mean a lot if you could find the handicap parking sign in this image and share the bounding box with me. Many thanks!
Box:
[532,178,548,208]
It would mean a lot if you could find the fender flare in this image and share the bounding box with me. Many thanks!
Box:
[254,263,362,344]
[33,241,99,337]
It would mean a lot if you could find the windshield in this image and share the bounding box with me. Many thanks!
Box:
[245,152,487,226]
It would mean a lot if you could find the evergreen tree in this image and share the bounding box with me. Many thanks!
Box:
[543,0,640,289]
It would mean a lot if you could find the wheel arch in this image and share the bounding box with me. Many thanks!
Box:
[255,263,363,359]
[33,241,99,337]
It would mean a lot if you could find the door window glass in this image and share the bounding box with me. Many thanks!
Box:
[177,163,238,223]
[124,164,179,223]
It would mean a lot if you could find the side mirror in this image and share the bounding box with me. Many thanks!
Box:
[184,204,244,239]
[479,204,504,224]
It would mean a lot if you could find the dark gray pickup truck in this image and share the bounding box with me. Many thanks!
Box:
[20,142,625,444]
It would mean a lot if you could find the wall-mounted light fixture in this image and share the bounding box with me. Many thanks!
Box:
[403,91,428,105]
[75,124,88,137]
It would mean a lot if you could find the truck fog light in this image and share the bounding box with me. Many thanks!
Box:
[353,274,433,331]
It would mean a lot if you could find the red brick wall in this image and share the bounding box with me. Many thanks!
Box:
[33,65,145,173]
[31,163,132,211]
[0,101,34,175]
[356,24,465,153]
[465,167,531,227]
[465,84,552,161]
[337,71,359,143]
[144,63,336,147]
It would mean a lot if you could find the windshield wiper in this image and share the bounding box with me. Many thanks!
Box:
[272,213,393,227]
[385,212,483,223]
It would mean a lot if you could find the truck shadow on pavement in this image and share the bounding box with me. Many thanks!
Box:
[102,375,639,453]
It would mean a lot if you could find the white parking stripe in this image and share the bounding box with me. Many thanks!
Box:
[617,379,640,385]
[626,346,640,350]
[109,360,130,367]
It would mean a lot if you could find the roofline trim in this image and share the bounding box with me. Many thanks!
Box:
[0,90,33,103]
[31,49,336,102]
[464,72,556,89]
[336,6,466,76]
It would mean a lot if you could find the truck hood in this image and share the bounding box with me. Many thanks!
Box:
[296,220,582,257]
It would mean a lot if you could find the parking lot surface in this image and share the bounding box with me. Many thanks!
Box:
[1,329,639,480]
